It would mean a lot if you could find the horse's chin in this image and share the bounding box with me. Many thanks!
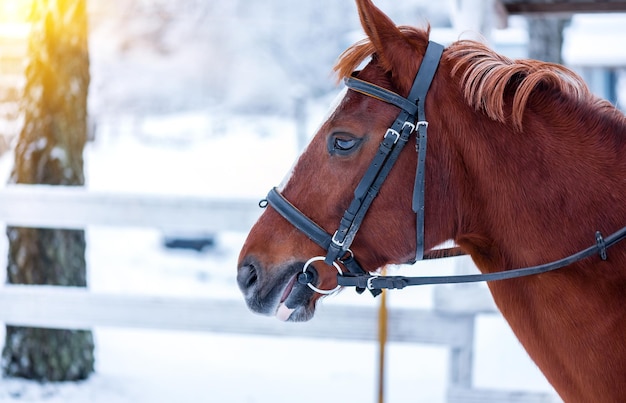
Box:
[275,301,316,322]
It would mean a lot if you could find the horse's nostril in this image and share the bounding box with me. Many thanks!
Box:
[245,267,257,289]
[237,262,258,292]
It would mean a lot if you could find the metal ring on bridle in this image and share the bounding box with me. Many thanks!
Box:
[339,248,354,263]
[302,256,343,295]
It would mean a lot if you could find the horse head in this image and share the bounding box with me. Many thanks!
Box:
[237,0,456,322]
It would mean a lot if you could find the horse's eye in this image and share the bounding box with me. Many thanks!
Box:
[329,134,362,155]
[335,138,357,150]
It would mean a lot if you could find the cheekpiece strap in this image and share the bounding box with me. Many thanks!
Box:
[336,41,444,265]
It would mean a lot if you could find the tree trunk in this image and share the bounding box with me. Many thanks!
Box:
[527,16,569,64]
[2,0,94,381]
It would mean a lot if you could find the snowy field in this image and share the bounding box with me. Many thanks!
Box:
[0,107,557,402]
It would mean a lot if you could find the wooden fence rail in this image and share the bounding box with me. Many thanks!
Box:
[0,184,261,231]
[0,284,474,346]
[0,184,559,402]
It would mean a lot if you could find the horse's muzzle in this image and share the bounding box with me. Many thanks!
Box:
[237,258,316,322]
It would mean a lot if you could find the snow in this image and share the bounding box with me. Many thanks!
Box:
[86,112,300,198]
[0,328,449,403]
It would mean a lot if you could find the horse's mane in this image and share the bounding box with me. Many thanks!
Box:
[334,28,612,131]
[446,40,594,130]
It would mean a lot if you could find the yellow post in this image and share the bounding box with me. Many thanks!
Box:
[377,266,388,403]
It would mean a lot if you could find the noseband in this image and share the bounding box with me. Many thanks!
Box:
[261,40,626,296]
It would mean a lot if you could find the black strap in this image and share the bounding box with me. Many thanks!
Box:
[265,187,379,296]
[262,41,446,298]
[345,74,419,115]
[266,188,330,249]
[338,227,626,290]
[410,41,444,262]
[324,122,413,265]
[413,122,428,262]
[326,41,444,266]
[259,38,626,296]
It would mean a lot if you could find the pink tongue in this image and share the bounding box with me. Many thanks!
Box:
[275,303,295,321]
[280,275,297,303]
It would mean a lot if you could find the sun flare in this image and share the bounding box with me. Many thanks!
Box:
[0,0,32,37]
[0,0,31,22]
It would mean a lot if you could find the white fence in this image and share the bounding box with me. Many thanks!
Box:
[0,184,259,232]
[0,184,559,403]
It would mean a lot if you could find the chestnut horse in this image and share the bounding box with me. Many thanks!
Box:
[237,0,626,401]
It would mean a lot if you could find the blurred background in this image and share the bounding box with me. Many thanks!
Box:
[0,0,624,402]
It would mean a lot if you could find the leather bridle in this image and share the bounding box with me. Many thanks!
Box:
[260,40,626,296]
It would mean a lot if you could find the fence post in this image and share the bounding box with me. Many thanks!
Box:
[448,321,474,388]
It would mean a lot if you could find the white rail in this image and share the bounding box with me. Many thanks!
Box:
[0,284,474,346]
[0,184,261,231]
[0,184,558,402]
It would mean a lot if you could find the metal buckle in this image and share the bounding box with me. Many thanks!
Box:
[416,120,429,129]
[331,230,345,247]
[366,273,380,290]
[384,128,400,144]
[402,121,416,133]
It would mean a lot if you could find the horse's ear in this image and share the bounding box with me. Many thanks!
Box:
[356,0,415,85]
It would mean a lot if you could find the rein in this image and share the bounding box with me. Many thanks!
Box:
[339,229,626,290]
[260,40,626,295]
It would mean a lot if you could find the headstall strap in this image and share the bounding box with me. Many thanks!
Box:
[410,42,444,262]
[260,39,626,295]
[263,41,446,297]
[329,41,445,266]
